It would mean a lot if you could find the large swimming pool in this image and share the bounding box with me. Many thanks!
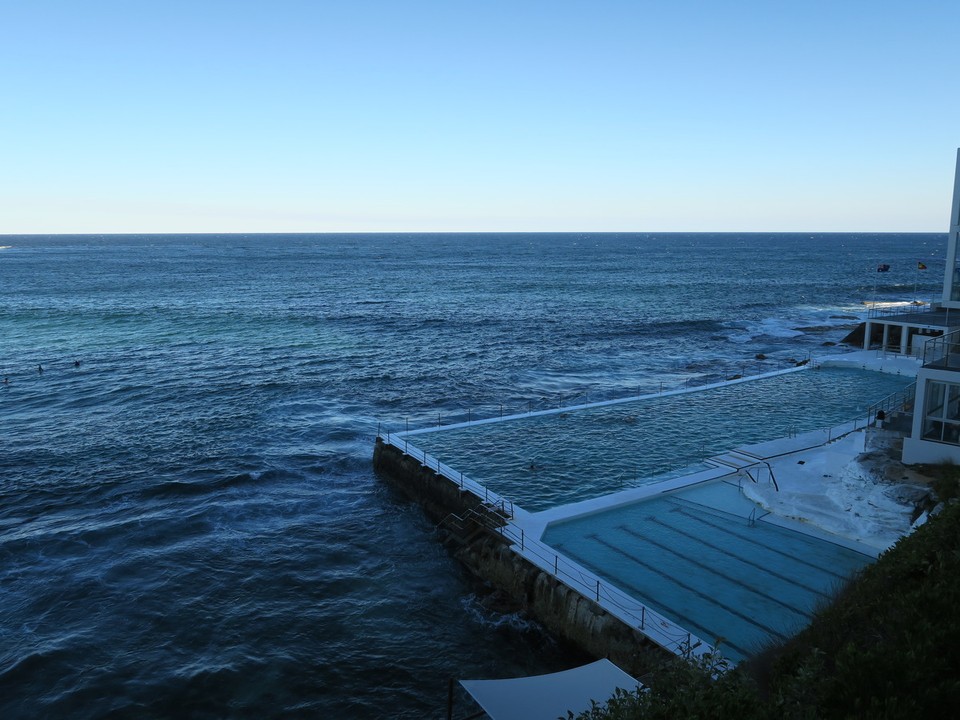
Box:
[542,481,874,663]
[405,367,911,511]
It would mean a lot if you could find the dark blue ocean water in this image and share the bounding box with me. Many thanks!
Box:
[0,233,944,717]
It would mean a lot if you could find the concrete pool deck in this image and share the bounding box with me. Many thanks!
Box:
[375,348,927,667]
[489,411,923,663]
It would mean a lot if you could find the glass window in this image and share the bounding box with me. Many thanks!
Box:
[924,418,944,442]
[923,381,960,445]
[925,382,946,418]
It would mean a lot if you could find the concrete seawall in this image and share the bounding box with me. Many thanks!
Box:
[373,437,669,676]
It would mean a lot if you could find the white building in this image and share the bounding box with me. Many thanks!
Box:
[902,149,960,464]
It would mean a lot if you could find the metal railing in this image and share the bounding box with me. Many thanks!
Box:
[435,504,711,661]
[377,362,901,665]
[865,382,916,427]
[740,460,779,493]
[378,428,515,518]
[870,342,926,359]
[866,302,932,319]
[922,327,960,368]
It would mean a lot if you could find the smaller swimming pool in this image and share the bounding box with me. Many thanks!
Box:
[541,481,874,662]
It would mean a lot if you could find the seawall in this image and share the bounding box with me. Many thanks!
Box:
[373,438,670,676]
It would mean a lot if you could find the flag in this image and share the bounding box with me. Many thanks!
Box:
[918,262,928,270]
[877,264,890,272]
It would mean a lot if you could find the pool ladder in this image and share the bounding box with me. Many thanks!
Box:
[742,460,779,492]
[712,450,780,493]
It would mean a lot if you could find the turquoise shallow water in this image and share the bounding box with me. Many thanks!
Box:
[542,481,874,663]
[406,367,913,511]
[0,232,942,717]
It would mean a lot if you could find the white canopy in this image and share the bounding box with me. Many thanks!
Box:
[459,659,642,720]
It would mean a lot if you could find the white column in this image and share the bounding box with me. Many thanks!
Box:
[882,324,890,352]
[863,320,873,349]
[942,149,960,306]
[901,325,909,355]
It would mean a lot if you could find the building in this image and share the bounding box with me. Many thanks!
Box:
[902,149,960,464]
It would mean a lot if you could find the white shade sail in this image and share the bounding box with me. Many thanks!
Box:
[459,659,641,720]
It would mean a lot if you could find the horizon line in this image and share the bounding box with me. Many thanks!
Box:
[0,229,950,237]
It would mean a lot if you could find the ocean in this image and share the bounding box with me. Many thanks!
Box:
[0,232,944,717]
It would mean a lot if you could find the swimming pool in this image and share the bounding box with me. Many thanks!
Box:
[541,481,874,662]
[406,367,911,511]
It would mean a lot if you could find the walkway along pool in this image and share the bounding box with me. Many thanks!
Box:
[374,362,914,669]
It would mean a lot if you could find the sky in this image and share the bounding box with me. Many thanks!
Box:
[2,0,958,234]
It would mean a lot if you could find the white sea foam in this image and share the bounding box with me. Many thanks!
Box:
[727,303,869,344]
[460,594,543,634]
[726,317,807,343]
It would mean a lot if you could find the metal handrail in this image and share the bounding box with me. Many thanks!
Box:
[866,302,931,319]
[922,327,960,367]
[379,431,713,661]
[740,460,779,493]
[480,510,710,660]
[866,382,916,424]
[379,430,515,518]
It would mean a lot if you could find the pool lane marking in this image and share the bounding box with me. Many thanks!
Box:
[563,537,753,660]
[617,524,814,619]
[663,498,855,582]
[585,533,790,646]
[640,516,832,600]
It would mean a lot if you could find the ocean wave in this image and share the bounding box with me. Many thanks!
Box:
[726,317,807,343]
[577,318,725,341]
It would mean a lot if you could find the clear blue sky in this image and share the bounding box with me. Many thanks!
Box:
[3,0,958,233]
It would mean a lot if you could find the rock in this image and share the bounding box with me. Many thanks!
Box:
[912,510,929,529]
[795,325,837,333]
[886,485,930,505]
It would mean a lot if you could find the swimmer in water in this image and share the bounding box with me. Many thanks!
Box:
[38,365,43,374]
[74,360,81,368]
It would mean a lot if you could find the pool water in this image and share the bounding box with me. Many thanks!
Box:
[407,367,911,511]
[542,481,874,662]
